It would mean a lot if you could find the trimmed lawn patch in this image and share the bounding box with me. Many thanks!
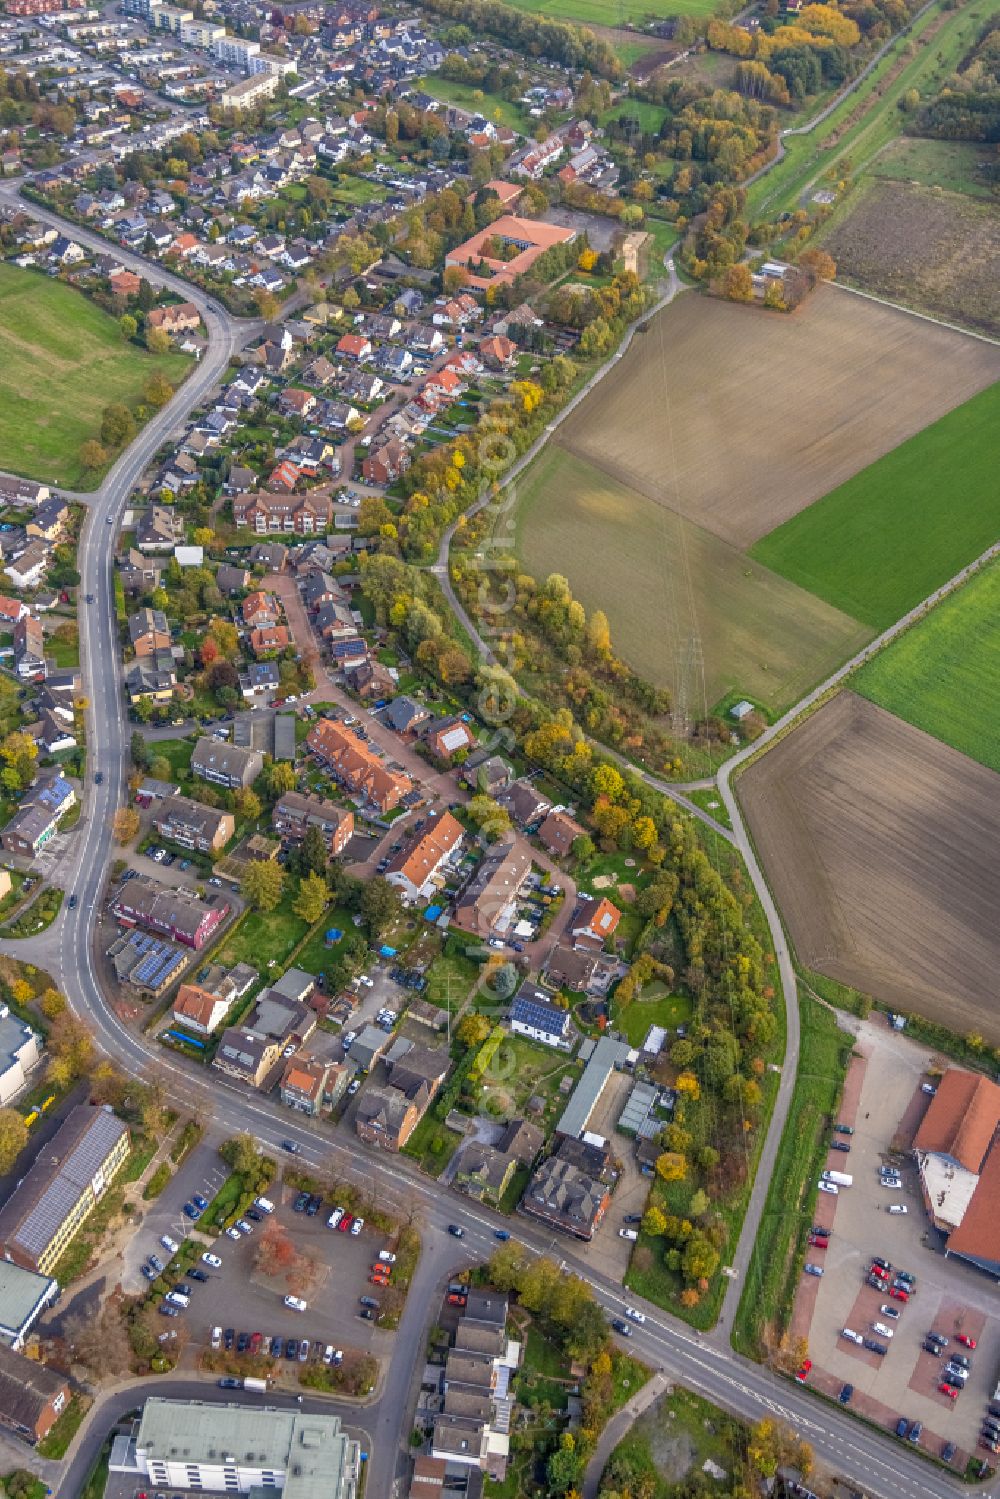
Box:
[853,556,1000,773]
[292,906,356,975]
[402,1110,461,1175]
[146,737,195,783]
[750,383,1000,630]
[613,990,692,1046]
[0,264,190,489]
[36,1392,89,1458]
[425,948,480,1012]
[214,893,310,971]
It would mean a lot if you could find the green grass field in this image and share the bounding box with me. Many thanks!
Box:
[869,137,997,200]
[853,559,1000,773]
[0,265,190,489]
[732,996,851,1356]
[500,0,717,21]
[418,75,527,133]
[514,445,873,713]
[750,383,1000,631]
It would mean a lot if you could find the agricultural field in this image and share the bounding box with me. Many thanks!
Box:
[750,382,1000,631]
[739,692,1000,1042]
[555,287,999,548]
[0,265,190,488]
[853,558,1000,774]
[514,445,872,713]
[822,179,1000,336]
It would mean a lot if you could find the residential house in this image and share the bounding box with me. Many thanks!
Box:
[342,370,383,404]
[509,984,572,1049]
[519,1135,613,1240]
[344,658,394,701]
[336,332,371,360]
[172,982,232,1035]
[544,942,616,997]
[241,661,281,698]
[271,791,354,855]
[453,1117,543,1205]
[111,875,230,949]
[108,268,141,297]
[0,1003,40,1109]
[278,388,316,419]
[426,716,476,761]
[13,616,45,681]
[0,596,29,628]
[306,719,412,815]
[153,794,234,853]
[135,505,184,553]
[479,335,517,372]
[242,591,280,629]
[572,895,621,950]
[362,437,410,486]
[250,542,288,571]
[0,477,48,508]
[1,772,75,858]
[356,1040,449,1151]
[191,739,264,790]
[444,216,574,290]
[537,809,585,861]
[250,625,290,657]
[6,543,50,592]
[381,695,429,737]
[214,988,315,1088]
[147,300,200,335]
[26,499,68,543]
[452,836,532,940]
[125,652,176,704]
[385,809,463,903]
[216,563,250,594]
[280,1054,348,1115]
[129,606,171,658]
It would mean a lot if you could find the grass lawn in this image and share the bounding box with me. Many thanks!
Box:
[613,990,692,1046]
[293,906,357,975]
[732,996,852,1357]
[46,632,79,668]
[417,75,527,134]
[750,383,1000,631]
[0,265,190,489]
[852,558,1000,773]
[598,98,667,134]
[214,893,310,972]
[475,1033,581,1129]
[425,948,481,1012]
[685,787,732,829]
[329,176,384,208]
[603,1385,745,1498]
[36,1392,90,1458]
[869,136,998,200]
[501,0,716,21]
[146,736,195,783]
[401,1110,462,1175]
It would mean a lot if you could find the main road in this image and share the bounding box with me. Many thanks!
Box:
[0,190,986,1499]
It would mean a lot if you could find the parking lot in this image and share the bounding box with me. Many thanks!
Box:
[137,1178,399,1368]
[791,1017,1000,1464]
[122,1135,229,1295]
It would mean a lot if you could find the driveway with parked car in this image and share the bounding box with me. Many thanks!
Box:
[122,1136,230,1294]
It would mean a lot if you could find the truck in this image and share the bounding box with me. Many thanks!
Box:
[243,1378,268,1393]
[821,1170,854,1188]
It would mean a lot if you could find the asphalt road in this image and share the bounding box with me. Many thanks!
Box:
[0,193,990,1499]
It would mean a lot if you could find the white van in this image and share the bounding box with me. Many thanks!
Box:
[166,1291,190,1308]
[841,1328,864,1344]
[160,1235,179,1254]
[619,1228,638,1242]
[254,1196,275,1215]
[888,1204,908,1215]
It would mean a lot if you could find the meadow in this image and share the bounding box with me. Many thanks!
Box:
[496,0,717,23]
[750,382,1000,631]
[854,558,1000,773]
[0,265,190,488]
[514,445,872,713]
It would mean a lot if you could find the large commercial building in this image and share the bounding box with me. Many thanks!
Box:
[112,1398,361,1496]
[912,1068,1000,1278]
[0,1105,130,1276]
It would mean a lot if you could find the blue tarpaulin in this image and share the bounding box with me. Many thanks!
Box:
[325,928,344,944]
[424,905,443,922]
[379,944,397,957]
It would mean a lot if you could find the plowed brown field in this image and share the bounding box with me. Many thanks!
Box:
[557,286,1000,548]
[740,692,1000,1041]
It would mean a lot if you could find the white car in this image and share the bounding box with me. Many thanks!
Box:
[888,1204,908,1215]
[202,1252,222,1268]
[284,1295,307,1312]
[225,1225,241,1241]
[351,1216,364,1236]
[378,1250,396,1263]
[880,1304,901,1320]
[327,1207,345,1230]
[841,1329,864,1345]
[211,1325,222,1349]
[818,1180,839,1195]
[880,1178,902,1189]
[872,1322,894,1338]
[625,1307,646,1325]
[323,1344,336,1364]
[358,976,374,988]
[160,1235,179,1254]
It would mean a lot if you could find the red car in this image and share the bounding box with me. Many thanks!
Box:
[371,1263,391,1277]
[338,1214,353,1233]
[807,1235,828,1249]
[795,1360,813,1382]
[956,1334,977,1349]
[938,1384,959,1401]
[870,1265,889,1279]
[447,1292,467,1307]
[250,1331,262,1354]
[888,1287,909,1302]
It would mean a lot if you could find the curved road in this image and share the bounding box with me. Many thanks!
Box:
[0,192,991,1499]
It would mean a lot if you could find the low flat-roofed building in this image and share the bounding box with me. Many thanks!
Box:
[124,1397,361,1496]
[0,1104,130,1275]
[0,1261,59,1351]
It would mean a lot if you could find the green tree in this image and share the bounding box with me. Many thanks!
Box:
[264,761,297,797]
[234,787,262,822]
[299,823,328,878]
[360,876,401,939]
[120,313,138,340]
[456,1013,491,1047]
[292,870,330,925]
[642,1204,667,1236]
[465,794,511,841]
[101,402,136,449]
[0,1107,28,1173]
[145,325,171,356]
[655,1151,687,1183]
[242,859,285,912]
[220,1132,265,1179]
[79,438,108,472]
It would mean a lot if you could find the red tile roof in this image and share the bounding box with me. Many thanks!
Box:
[912,1070,1000,1174]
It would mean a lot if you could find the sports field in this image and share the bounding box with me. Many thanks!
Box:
[0,265,190,488]
[853,558,1000,773]
[740,692,1000,1042]
[750,381,1000,631]
[556,287,1000,549]
[513,446,872,713]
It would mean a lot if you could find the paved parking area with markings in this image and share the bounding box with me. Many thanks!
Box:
[790,1017,999,1464]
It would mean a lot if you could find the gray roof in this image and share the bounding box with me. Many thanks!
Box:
[134,1398,360,1499]
[555,1036,631,1140]
[274,711,296,762]
[0,1342,67,1432]
[0,1105,129,1265]
[0,1261,57,1341]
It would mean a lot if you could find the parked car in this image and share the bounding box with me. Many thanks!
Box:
[351,1217,364,1236]
[378,1250,397,1263]
[359,1296,379,1309]
[941,1443,956,1463]
[879,1304,900,1320]
[839,1384,853,1405]
[189,1268,208,1283]
[957,1334,977,1349]
[611,1320,633,1337]
[795,1360,813,1382]
[284,1296,307,1312]
[938,1385,960,1401]
[202,1253,222,1269]
[922,1341,942,1356]
[224,1329,234,1350]
[896,1419,910,1439]
[804,1263,824,1277]
[908,1423,923,1444]
[818,1181,838,1195]
[327,1208,345,1230]
[830,1141,851,1153]
[149,1253,164,1273]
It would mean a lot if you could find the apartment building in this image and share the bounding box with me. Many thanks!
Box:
[271,791,354,855]
[191,739,264,790]
[153,794,234,853]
